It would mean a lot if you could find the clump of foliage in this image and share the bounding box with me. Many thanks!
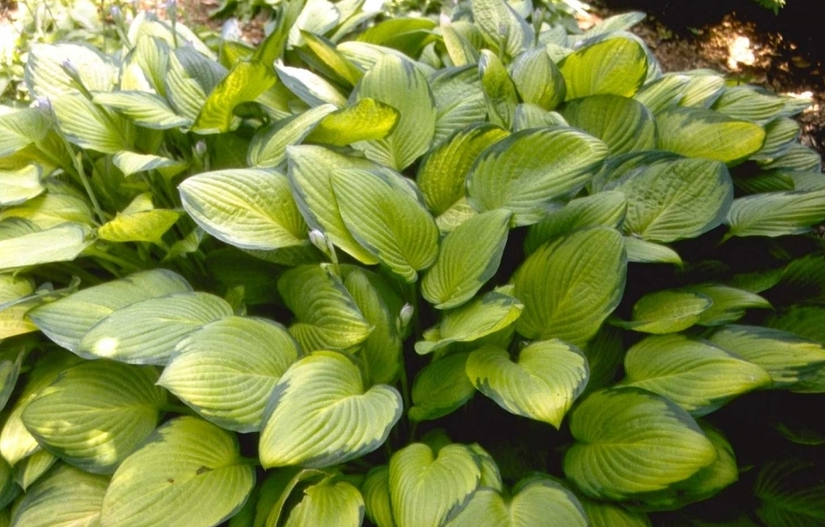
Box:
[1,0,824,526]
[751,0,786,14]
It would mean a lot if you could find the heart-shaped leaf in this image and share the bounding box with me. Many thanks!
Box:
[559,38,648,100]
[562,94,656,155]
[510,48,566,111]
[193,60,277,133]
[283,477,364,527]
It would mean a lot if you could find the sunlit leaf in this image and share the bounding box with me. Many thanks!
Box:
[0,166,44,207]
[656,107,766,164]
[194,60,277,133]
[283,477,364,527]
[559,38,648,100]
[305,98,399,146]
[92,91,192,129]
[725,189,825,239]
[10,464,108,527]
[0,223,92,272]
[561,94,656,154]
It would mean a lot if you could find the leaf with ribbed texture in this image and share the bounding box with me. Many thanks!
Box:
[10,464,108,527]
[410,352,475,422]
[440,20,479,68]
[563,387,717,501]
[98,202,181,245]
[633,74,688,114]
[559,38,648,100]
[580,498,652,527]
[363,465,396,527]
[415,291,523,355]
[513,103,568,131]
[28,269,191,352]
[0,108,51,157]
[561,94,656,154]
[617,290,713,334]
[25,43,117,99]
[624,237,683,265]
[755,461,825,527]
[92,91,192,129]
[276,65,347,108]
[712,86,785,125]
[333,168,439,282]
[612,157,733,243]
[287,144,380,264]
[300,31,363,86]
[760,143,821,172]
[656,107,765,164]
[789,171,825,191]
[194,60,277,133]
[466,128,609,226]
[471,0,534,58]
[0,223,91,272]
[707,325,825,389]
[0,456,18,509]
[0,348,23,411]
[724,189,825,239]
[248,105,337,168]
[13,450,56,491]
[0,274,38,338]
[278,265,372,352]
[514,228,626,347]
[422,209,511,309]
[283,478,364,527]
[766,306,825,344]
[467,340,588,428]
[0,180,94,229]
[686,284,771,326]
[100,416,255,527]
[444,475,588,527]
[180,168,308,250]
[430,66,487,145]
[479,50,518,129]
[259,350,402,468]
[77,291,234,365]
[752,118,800,160]
[353,55,436,170]
[51,93,134,154]
[622,334,771,415]
[0,166,44,206]
[22,360,166,473]
[305,98,399,146]
[510,48,566,111]
[159,316,299,433]
[679,73,726,108]
[165,47,227,122]
[389,442,481,527]
[112,151,187,178]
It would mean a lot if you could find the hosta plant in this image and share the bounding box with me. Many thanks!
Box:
[1,1,825,526]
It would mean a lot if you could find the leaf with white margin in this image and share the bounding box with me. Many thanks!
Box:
[444,475,588,527]
[410,352,475,422]
[724,189,825,239]
[92,91,192,129]
[707,325,825,389]
[509,48,566,111]
[77,291,234,365]
[283,477,364,527]
[276,65,348,108]
[0,107,51,157]
[580,498,652,527]
[561,94,656,155]
[616,290,713,334]
[563,387,717,501]
[712,86,785,125]
[353,54,436,171]
[0,274,38,339]
[10,464,108,527]
[422,209,511,309]
[479,50,518,129]
[621,334,771,416]
[656,107,765,164]
[0,166,44,207]
[514,228,626,347]
[51,93,134,154]
[686,284,771,326]
[278,265,372,352]
[471,0,534,58]
[415,291,523,355]
[259,350,402,468]
[389,442,481,527]
[22,360,166,473]
[0,223,91,272]
[113,151,187,178]
[100,417,255,527]
[248,105,337,168]
[466,127,609,226]
[28,269,191,352]
[559,38,648,100]
[25,43,117,99]
[332,167,439,283]
[624,237,683,265]
[180,168,308,250]
[363,465,396,527]
[305,98,399,147]
[159,316,300,433]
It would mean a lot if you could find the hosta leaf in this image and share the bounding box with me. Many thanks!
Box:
[13,450,56,491]
[580,498,652,527]
[466,340,589,428]
[760,143,821,172]
[0,166,44,207]
[707,325,825,389]
[724,189,825,238]
[622,334,771,415]
[563,387,717,501]
[356,17,436,57]
[0,457,18,510]
[363,466,396,527]
[633,74,689,114]
[0,274,38,339]
[752,118,800,160]
[28,269,191,351]
[100,417,255,527]
[755,461,825,527]
[278,265,372,352]
[0,348,23,411]
[624,237,683,265]
[712,86,785,125]
[305,98,399,146]
[612,157,733,243]
[10,464,108,527]
[22,360,165,473]
[444,476,588,527]
[561,94,656,154]
[509,48,566,111]
[410,352,475,422]
[0,108,51,157]
[332,168,439,282]
[180,168,308,250]
[389,442,481,527]
[300,31,363,87]
[422,209,511,309]
[259,350,402,468]
[77,291,234,365]
[353,55,436,170]
[441,20,479,68]
[514,228,626,346]
[248,105,337,168]
[416,291,523,355]
[687,284,771,326]
[471,0,533,58]
[766,306,825,344]
[276,65,348,108]
[25,43,117,99]
[51,93,133,154]
[0,223,91,272]
[283,478,364,527]
[466,128,609,225]
[112,151,187,178]
[160,316,300,432]
[679,73,726,108]
[430,66,487,145]
[92,91,192,129]
[165,47,228,122]
[617,290,713,334]
[656,107,766,164]
[0,181,94,229]
[98,207,181,245]
[479,50,518,129]
[194,60,277,133]
[559,38,648,100]
[513,103,568,130]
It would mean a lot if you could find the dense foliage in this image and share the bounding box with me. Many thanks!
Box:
[1,0,824,526]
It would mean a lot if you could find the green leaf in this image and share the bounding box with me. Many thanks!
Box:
[410,352,475,422]
[248,105,337,168]
[580,498,652,527]
[514,228,626,347]
[440,20,479,68]
[77,291,234,365]
[10,464,109,527]
[194,60,277,133]
[563,387,717,501]
[510,48,566,111]
[466,128,609,226]
[13,450,56,491]
[617,290,713,334]
[305,98,399,146]
[160,316,300,433]
[283,477,364,527]
[561,95,656,154]
[0,108,51,158]
[98,195,181,244]
[479,50,518,129]
[113,151,187,178]
[467,339,588,428]
[363,466,396,527]
[92,91,192,129]
[656,107,766,164]
[559,38,648,100]
[259,350,402,468]
[52,93,134,154]
[621,334,771,415]
[686,284,771,326]
[0,275,38,339]
[755,461,825,527]
[0,223,92,272]
[300,31,363,87]
[276,64,348,108]
[712,86,785,125]
[165,47,228,122]
[0,181,94,229]
[623,237,683,265]
[430,66,487,145]
[22,360,166,473]
[679,73,726,108]
[760,143,821,172]
[389,442,481,527]
[416,291,523,355]
[724,189,825,238]
[353,55,436,170]
[0,348,23,411]
[356,17,436,56]
[180,168,308,250]
[766,306,825,344]
[332,168,439,282]
[471,0,534,58]
[0,166,44,207]
[0,456,18,510]
[278,265,373,352]
[513,103,568,131]
[28,269,191,352]
[25,43,117,99]
[751,118,800,160]
[422,209,511,309]
[100,416,255,527]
